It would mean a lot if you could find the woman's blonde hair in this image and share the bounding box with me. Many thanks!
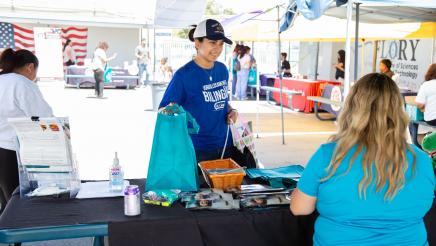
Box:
[97,41,108,50]
[325,73,415,200]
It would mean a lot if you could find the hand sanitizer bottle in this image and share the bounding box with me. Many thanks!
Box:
[109,152,124,191]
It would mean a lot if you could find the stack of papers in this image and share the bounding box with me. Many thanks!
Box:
[76,180,130,199]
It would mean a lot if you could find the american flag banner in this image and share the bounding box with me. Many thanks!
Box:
[61,27,88,65]
[0,23,88,65]
[0,22,35,52]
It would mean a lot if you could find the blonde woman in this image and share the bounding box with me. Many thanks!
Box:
[291,73,435,245]
[91,41,117,98]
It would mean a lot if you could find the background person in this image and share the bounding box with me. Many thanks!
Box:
[235,45,250,100]
[229,44,241,96]
[379,58,395,78]
[245,46,256,69]
[280,52,292,77]
[163,65,173,83]
[91,41,117,98]
[135,39,150,86]
[290,73,435,245]
[63,39,76,66]
[157,57,169,83]
[0,49,53,213]
[416,63,436,126]
[334,49,345,81]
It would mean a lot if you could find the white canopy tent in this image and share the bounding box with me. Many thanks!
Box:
[230,14,435,42]
[0,0,207,28]
[226,0,435,144]
[321,0,436,96]
[0,0,209,78]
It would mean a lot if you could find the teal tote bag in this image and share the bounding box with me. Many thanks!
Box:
[248,68,257,86]
[146,104,200,192]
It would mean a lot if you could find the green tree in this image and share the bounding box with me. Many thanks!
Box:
[223,8,236,15]
[205,0,220,15]
[206,0,235,15]
[174,28,190,39]
[174,0,235,38]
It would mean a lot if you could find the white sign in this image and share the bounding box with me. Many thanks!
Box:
[377,39,433,92]
[34,27,64,78]
[330,86,342,112]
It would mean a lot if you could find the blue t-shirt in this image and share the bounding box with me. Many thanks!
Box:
[298,142,435,246]
[159,60,230,151]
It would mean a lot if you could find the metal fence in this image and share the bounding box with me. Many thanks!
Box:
[147,39,300,79]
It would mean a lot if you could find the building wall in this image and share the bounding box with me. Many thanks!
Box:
[87,27,140,68]
[8,23,140,69]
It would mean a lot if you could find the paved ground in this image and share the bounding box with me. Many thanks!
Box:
[1,81,337,246]
[30,81,337,180]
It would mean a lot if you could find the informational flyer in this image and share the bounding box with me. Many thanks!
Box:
[8,117,79,197]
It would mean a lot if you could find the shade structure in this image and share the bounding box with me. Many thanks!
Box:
[0,0,208,28]
[230,14,436,42]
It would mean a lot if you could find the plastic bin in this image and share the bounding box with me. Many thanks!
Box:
[198,159,245,189]
[151,83,169,111]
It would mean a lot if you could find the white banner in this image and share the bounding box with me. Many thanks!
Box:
[34,27,64,78]
[376,39,433,92]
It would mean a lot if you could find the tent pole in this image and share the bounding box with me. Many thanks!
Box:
[432,36,435,63]
[253,41,260,139]
[372,40,378,73]
[344,0,354,98]
[153,28,156,79]
[315,42,320,80]
[256,53,260,139]
[277,5,285,145]
[252,41,254,55]
[147,28,150,50]
[354,3,360,82]
[288,41,291,62]
[361,39,365,78]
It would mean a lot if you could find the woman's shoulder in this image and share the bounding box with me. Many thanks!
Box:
[0,73,36,91]
[0,73,30,83]
[407,144,435,182]
[319,142,337,153]
[408,144,432,162]
[177,60,196,73]
[420,79,436,89]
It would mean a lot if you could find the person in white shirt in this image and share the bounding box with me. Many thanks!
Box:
[135,39,150,86]
[0,48,53,212]
[157,57,166,83]
[415,64,436,126]
[63,39,76,66]
[235,46,251,100]
[92,41,117,98]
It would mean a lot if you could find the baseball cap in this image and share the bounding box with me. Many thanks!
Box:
[192,19,233,45]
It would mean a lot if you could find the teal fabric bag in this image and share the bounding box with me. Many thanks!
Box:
[146,104,200,192]
[248,68,257,86]
[104,66,113,84]
[246,165,304,189]
[246,165,304,180]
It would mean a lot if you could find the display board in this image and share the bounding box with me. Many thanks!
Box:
[376,38,433,91]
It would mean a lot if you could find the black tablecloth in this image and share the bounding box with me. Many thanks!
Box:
[0,180,191,228]
[0,180,434,246]
[426,200,436,245]
[108,206,316,246]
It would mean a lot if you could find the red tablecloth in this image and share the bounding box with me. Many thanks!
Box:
[272,78,340,113]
